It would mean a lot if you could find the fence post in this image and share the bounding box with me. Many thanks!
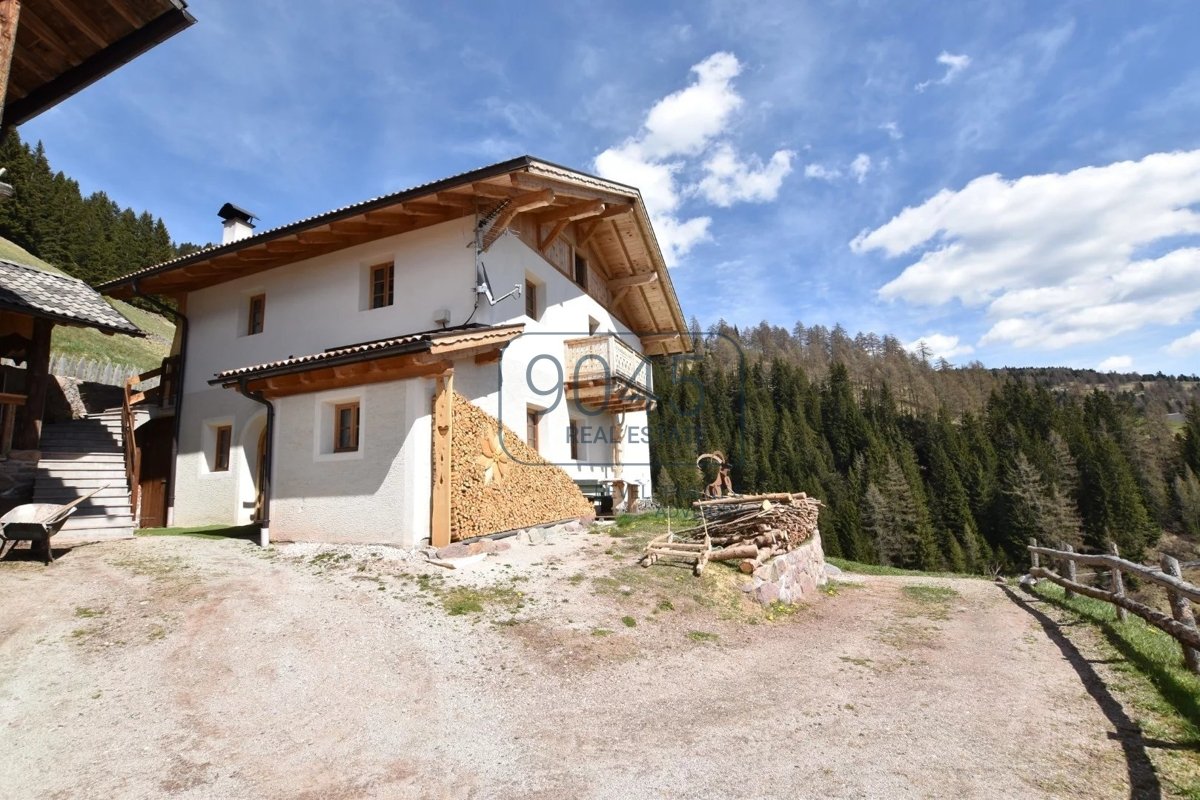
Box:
[1063,544,1077,600]
[1160,555,1200,674]
[1110,542,1128,623]
[1029,537,1039,572]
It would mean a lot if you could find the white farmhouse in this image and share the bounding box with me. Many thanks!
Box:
[99,157,690,547]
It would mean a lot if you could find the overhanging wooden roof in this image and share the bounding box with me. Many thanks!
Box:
[3,0,195,129]
[99,156,692,355]
[211,323,524,399]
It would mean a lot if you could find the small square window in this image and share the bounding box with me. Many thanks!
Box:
[213,425,232,472]
[247,294,265,335]
[526,407,541,452]
[573,251,588,289]
[334,402,360,453]
[524,274,540,319]
[370,262,394,309]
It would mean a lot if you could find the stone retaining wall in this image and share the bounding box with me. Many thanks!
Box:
[745,530,828,605]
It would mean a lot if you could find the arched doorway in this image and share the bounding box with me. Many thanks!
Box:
[237,412,267,525]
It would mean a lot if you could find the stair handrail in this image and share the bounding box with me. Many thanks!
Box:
[122,372,142,523]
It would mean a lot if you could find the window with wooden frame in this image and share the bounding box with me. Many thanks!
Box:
[333,402,360,453]
[247,294,266,335]
[213,425,232,472]
[569,419,581,460]
[526,406,541,452]
[573,250,589,289]
[524,273,540,319]
[369,262,395,309]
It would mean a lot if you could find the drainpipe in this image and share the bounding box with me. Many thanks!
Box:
[238,377,274,548]
[131,279,188,523]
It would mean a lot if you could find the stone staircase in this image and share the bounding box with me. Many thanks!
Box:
[32,410,135,541]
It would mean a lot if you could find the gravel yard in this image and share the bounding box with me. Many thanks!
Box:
[0,523,1135,799]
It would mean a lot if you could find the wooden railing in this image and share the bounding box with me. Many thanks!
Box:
[1028,538,1200,673]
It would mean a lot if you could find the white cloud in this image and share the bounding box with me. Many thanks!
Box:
[594,52,793,266]
[1098,355,1134,372]
[804,163,841,181]
[852,150,1200,350]
[698,144,794,206]
[881,121,903,140]
[1167,330,1200,355]
[903,333,974,362]
[915,51,972,92]
[850,153,872,183]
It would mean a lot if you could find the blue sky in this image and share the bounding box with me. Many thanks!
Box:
[21,0,1200,373]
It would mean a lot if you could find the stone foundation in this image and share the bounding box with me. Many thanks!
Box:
[745,529,828,605]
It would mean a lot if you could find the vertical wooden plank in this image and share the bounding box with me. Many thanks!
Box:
[1161,555,1200,674]
[1029,538,1039,571]
[1110,542,1128,623]
[14,318,51,450]
[430,370,454,549]
[0,0,20,130]
[1063,544,1077,600]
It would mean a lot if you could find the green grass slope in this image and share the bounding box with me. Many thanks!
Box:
[0,237,173,372]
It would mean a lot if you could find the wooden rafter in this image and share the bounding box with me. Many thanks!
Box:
[40,0,107,49]
[0,0,20,129]
[330,221,384,235]
[472,181,513,198]
[608,271,658,290]
[364,209,412,225]
[402,200,456,217]
[297,230,349,244]
[482,188,555,250]
[535,199,605,225]
[537,219,569,253]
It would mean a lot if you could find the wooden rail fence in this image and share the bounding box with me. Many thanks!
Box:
[1028,538,1200,674]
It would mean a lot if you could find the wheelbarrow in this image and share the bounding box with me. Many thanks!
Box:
[0,485,108,564]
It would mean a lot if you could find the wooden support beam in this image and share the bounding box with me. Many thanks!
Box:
[436,191,478,209]
[473,348,503,365]
[535,199,605,225]
[263,239,309,254]
[0,0,20,130]
[235,249,278,262]
[253,358,453,398]
[363,209,413,225]
[431,370,454,548]
[482,188,555,250]
[538,219,569,253]
[576,220,600,248]
[297,231,349,244]
[12,5,71,61]
[13,317,50,449]
[472,181,514,198]
[402,200,457,216]
[608,271,658,290]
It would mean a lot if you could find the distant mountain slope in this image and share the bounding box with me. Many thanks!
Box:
[0,236,172,372]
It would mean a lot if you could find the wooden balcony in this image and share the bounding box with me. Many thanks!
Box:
[564,335,655,413]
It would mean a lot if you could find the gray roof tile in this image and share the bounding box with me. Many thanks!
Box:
[0,259,142,335]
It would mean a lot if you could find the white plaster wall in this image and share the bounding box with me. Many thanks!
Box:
[270,377,432,546]
[173,386,263,527]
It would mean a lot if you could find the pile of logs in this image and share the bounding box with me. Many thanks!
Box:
[450,393,594,541]
[683,493,822,574]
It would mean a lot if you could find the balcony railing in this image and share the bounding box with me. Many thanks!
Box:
[563,335,654,412]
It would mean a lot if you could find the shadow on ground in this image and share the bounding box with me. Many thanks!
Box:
[1002,584,1162,800]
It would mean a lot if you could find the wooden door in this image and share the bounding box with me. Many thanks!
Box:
[136,417,173,528]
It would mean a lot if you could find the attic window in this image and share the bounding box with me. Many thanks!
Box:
[573,251,589,289]
[247,294,265,335]
[370,262,394,309]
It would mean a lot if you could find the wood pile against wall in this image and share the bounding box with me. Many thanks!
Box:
[449,392,593,541]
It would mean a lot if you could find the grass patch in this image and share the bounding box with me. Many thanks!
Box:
[899,584,959,621]
[110,553,187,579]
[441,584,525,617]
[621,615,637,628]
[828,557,981,579]
[74,606,104,618]
[839,655,874,668]
[591,628,613,637]
[1030,582,1200,796]
[136,524,259,541]
[687,630,719,643]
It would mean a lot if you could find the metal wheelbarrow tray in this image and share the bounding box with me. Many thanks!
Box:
[0,486,107,564]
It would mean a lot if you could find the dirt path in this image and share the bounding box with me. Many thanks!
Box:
[0,531,1132,799]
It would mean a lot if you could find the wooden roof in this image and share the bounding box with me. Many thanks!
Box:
[98,156,692,355]
[3,0,195,129]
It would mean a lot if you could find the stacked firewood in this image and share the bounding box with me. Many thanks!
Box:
[683,493,823,574]
[450,393,594,541]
